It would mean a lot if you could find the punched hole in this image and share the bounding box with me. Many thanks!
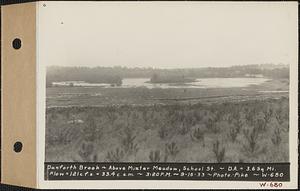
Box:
[13,141,23,153]
[12,38,22,49]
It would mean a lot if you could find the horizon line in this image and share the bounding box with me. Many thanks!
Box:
[46,63,289,70]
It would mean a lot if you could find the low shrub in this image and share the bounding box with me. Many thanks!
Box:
[212,140,225,163]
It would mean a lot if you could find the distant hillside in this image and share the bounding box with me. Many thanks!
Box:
[46,64,289,86]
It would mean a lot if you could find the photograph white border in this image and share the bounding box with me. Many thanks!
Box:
[36,1,298,189]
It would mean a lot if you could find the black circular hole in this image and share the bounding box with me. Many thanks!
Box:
[12,38,22,49]
[13,141,23,153]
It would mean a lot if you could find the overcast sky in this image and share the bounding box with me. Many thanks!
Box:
[39,2,297,69]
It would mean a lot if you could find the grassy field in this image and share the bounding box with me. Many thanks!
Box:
[46,79,289,107]
[45,79,289,163]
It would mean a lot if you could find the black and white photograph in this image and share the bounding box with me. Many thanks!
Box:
[41,1,297,185]
[1,1,297,190]
[44,2,292,163]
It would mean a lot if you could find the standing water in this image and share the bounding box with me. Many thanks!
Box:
[52,78,269,89]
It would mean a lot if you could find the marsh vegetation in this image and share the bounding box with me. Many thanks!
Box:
[45,96,289,163]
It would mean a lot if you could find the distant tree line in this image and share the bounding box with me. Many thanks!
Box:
[46,64,289,86]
